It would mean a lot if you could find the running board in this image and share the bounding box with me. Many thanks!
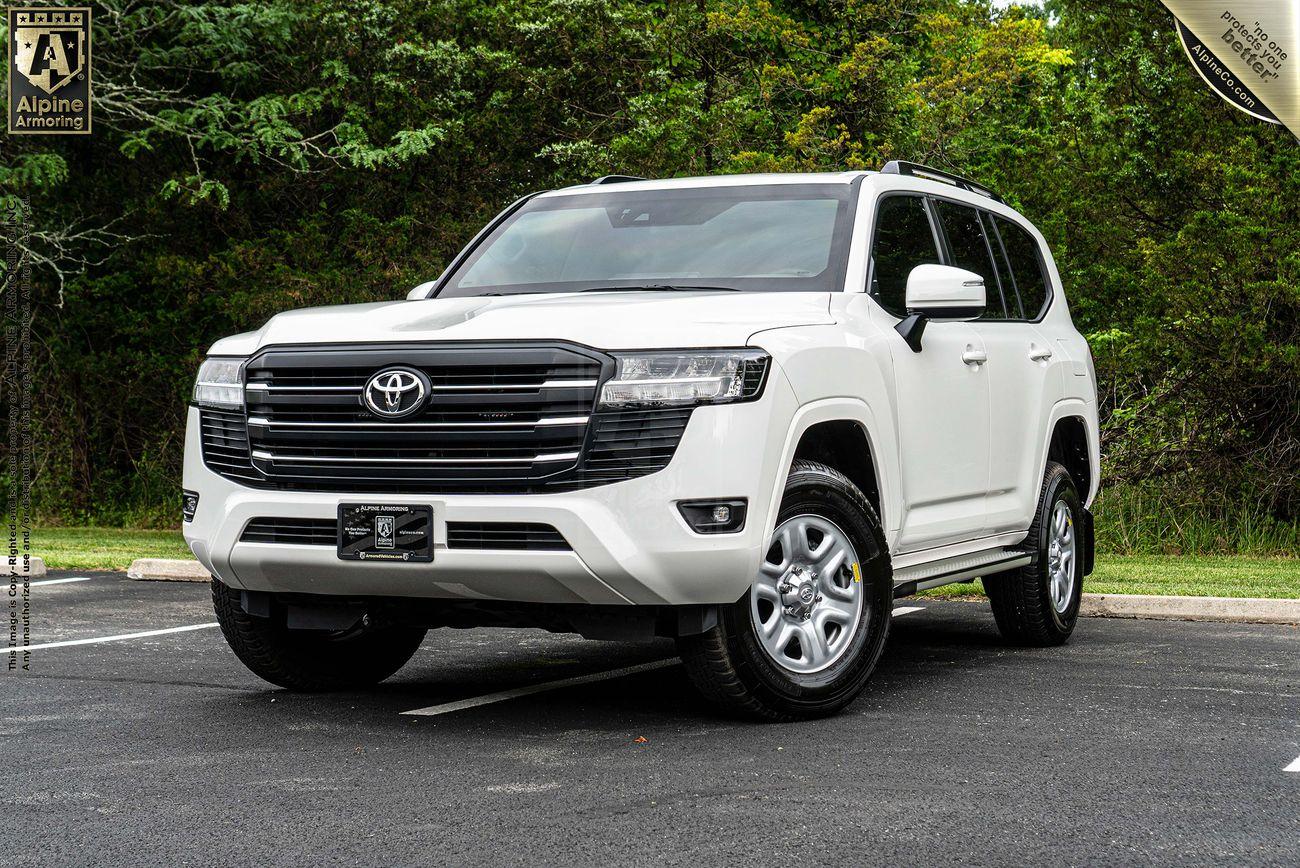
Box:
[892,548,1033,598]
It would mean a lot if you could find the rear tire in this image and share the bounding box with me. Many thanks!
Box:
[983,461,1083,646]
[677,460,893,721]
[212,580,427,691]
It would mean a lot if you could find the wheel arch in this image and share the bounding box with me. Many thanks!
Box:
[1042,404,1097,506]
[765,399,900,552]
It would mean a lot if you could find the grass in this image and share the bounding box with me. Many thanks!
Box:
[34,527,1300,599]
[35,526,192,572]
[1092,485,1300,557]
[920,554,1300,600]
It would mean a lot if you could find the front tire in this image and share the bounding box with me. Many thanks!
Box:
[212,580,427,691]
[677,460,893,721]
[983,461,1083,646]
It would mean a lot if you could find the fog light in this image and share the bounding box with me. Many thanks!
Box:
[182,490,199,522]
[678,499,747,534]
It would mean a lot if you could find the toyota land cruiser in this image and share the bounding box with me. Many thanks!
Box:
[185,162,1099,720]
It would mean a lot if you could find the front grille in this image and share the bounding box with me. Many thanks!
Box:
[198,343,696,494]
[240,517,336,545]
[446,522,570,550]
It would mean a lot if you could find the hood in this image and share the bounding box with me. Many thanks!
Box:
[207,291,834,355]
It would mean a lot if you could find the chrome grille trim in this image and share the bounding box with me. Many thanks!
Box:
[251,450,581,465]
[245,415,589,428]
[199,343,696,493]
[243,379,598,393]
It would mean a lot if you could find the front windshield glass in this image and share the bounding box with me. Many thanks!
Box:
[437,183,856,297]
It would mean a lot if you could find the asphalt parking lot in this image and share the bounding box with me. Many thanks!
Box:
[4,572,1298,867]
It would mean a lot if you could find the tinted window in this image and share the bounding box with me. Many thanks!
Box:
[869,195,941,317]
[994,215,1049,318]
[934,200,1005,319]
[983,212,1023,319]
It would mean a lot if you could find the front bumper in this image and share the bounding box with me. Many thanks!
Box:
[183,371,798,606]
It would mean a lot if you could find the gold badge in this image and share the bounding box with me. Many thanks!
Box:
[7,6,92,135]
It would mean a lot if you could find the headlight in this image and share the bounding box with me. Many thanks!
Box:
[193,357,245,410]
[598,350,770,409]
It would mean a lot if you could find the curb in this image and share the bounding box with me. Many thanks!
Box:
[127,558,211,582]
[9,556,46,579]
[1080,593,1300,625]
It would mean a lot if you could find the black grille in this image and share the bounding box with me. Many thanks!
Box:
[200,409,259,484]
[446,522,570,550]
[197,344,698,494]
[240,517,336,545]
[572,409,693,485]
[238,517,570,551]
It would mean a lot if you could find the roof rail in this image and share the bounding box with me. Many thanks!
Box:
[879,161,1002,203]
[590,175,647,185]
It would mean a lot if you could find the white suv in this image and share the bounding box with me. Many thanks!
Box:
[184,163,1098,719]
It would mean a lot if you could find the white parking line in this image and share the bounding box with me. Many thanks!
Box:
[1285,754,1300,773]
[30,576,92,587]
[20,623,220,652]
[402,658,678,717]
[893,605,925,616]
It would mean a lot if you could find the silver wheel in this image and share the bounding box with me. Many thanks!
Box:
[750,514,863,674]
[1047,501,1076,614]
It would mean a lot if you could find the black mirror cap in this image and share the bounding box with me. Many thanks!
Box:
[895,313,928,353]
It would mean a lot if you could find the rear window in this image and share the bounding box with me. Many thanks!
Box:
[992,215,1050,319]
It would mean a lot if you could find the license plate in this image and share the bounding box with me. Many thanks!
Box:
[337,504,433,563]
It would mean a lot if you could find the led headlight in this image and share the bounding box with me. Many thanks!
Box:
[598,350,770,409]
[192,357,246,410]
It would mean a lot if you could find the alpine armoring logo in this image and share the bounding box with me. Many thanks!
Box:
[7,7,92,135]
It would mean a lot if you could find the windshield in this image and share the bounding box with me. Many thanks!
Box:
[437,183,857,297]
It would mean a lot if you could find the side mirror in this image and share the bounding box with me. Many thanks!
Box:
[895,264,986,352]
[406,280,437,301]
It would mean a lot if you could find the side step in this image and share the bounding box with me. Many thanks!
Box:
[892,547,1031,598]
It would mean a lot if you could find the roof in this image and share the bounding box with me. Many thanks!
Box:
[542,171,872,197]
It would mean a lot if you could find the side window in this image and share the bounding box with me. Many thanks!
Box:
[993,215,1050,319]
[983,212,1024,319]
[933,200,1006,319]
[868,195,941,317]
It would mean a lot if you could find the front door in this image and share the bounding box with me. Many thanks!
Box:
[867,193,992,552]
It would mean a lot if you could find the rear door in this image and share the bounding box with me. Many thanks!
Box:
[869,194,992,552]
[932,199,1058,537]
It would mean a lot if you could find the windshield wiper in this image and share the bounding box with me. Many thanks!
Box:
[576,284,740,293]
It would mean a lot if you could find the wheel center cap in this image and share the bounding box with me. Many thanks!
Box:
[780,566,818,620]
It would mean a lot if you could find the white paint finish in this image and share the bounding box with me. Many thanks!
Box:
[30,576,91,587]
[208,291,836,355]
[887,319,992,550]
[401,659,678,717]
[892,606,926,616]
[976,322,1063,535]
[1284,755,1300,773]
[21,623,219,652]
[904,264,986,316]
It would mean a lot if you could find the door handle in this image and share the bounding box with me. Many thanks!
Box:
[962,348,987,366]
[1028,346,1053,362]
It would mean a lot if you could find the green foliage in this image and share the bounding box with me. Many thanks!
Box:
[3,0,1298,545]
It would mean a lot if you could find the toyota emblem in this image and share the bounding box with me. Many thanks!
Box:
[363,367,429,419]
